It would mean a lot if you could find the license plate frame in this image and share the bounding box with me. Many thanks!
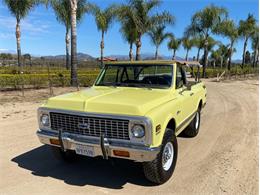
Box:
[75,144,95,157]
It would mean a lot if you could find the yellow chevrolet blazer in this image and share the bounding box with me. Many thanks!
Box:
[37,60,207,184]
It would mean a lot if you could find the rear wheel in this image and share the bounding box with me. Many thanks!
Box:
[143,129,178,184]
[183,109,201,137]
[50,146,77,162]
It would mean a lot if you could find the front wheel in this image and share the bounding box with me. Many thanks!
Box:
[143,129,178,184]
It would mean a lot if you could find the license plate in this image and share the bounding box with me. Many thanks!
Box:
[75,144,95,157]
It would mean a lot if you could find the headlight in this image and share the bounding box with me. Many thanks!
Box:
[41,114,49,126]
[131,125,145,138]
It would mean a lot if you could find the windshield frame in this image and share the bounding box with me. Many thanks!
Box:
[94,64,174,89]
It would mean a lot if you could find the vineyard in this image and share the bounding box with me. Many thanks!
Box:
[0,64,258,90]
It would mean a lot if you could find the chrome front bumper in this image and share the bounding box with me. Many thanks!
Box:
[36,129,160,162]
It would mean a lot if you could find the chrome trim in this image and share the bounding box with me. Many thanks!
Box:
[37,129,160,162]
[176,111,196,132]
[38,107,153,146]
[38,109,52,131]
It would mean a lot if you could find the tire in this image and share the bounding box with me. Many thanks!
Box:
[183,109,201,137]
[50,146,77,162]
[143,129,178,184]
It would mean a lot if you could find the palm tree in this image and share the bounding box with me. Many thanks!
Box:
[69,0,87,86]
[167,36,181,60]
[50,0,85,70]
[92,5,116,67]
[118,0,174,60]
[192,35,204,61]
[210,50,220,68]
[148,25,172,60]
[216,19,239,70]
[119,18,137,61]
[238,14,256,67]
[182,37,194,61]
[251,25,259,68]
[3,0,39,68]
[186,5,228,77]
[207,37,218,51]
[215,44,229,68]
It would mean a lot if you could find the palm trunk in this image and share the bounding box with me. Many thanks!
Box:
[196,48,201,61]
[100,30,104,68]
[70,0,78,87]
[172,49,176,60]
[129,42,133,61]
[242,37,248,68]
[228,41,234,71]
[155,46,159,60]
[16,18,22,68]
[65,27,70,70]
[202,38,209,78]
[185,49,189,61]
[135,33,142,61]
[256,48,259,67]
[253,42,259,68]
[220,57,223,69]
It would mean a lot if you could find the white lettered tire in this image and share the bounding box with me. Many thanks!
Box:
[143,129,178,184]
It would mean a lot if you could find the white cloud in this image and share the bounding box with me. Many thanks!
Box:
[0,49,16,54]
[0,15,50,35]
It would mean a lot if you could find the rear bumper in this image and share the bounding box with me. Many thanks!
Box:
[36,129,160,162]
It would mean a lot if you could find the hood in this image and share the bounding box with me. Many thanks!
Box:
[43,86,173,116]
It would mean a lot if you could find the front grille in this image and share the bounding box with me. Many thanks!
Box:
[50,112,130,140]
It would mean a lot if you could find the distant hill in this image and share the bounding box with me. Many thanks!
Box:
[232,59,242,64]
[43,52,95,61]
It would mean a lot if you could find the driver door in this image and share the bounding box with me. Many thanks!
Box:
[175,66,193,131]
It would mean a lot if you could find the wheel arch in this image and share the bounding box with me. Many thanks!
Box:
[155,116,177,147]
[198,99,203,110]
[165,118,176,133]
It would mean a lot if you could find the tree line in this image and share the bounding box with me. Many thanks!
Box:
[2,0,259,86]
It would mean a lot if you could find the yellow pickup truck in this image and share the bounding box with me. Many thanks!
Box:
[37,60,206,184]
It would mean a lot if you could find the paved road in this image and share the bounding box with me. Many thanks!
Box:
[0,79,258,195]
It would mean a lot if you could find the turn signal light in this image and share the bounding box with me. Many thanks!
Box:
[113,150,130,157]
[50,139,60,146]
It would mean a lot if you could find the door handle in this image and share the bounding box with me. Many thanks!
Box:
[190,92,194,96]
[177,110,181,115]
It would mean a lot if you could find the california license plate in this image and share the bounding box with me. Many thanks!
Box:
[75,144,95,157]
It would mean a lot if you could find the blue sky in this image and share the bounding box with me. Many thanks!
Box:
[0,0,258,60]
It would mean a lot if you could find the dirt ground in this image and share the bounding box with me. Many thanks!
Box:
[0,79,258,195]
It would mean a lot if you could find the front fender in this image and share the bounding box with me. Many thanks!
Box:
[145,101,179,148]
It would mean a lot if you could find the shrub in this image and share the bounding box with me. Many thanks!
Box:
[0,73,99,90]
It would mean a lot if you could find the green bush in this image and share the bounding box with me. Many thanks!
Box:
[0,73,99,89]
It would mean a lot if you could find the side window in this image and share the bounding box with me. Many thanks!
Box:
[176,66,187,89]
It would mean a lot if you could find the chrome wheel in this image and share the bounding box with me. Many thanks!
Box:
[195,112,199,130]
[162,142,174,171]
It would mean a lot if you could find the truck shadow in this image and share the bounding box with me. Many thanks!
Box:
[11,145,155,189]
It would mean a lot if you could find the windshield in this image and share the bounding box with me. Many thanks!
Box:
[95,64,173,89]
